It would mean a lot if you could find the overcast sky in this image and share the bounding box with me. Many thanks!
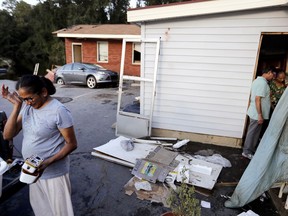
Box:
[0,0,138,9]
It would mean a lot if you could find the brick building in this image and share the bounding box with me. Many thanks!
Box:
[53,24,141,76]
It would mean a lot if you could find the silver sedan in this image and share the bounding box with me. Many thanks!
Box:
[54,63,119,89]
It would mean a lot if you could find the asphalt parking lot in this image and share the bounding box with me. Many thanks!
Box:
[0,80,281,216]
[0,80,170,216]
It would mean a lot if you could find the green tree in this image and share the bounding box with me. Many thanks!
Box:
[0,10,16,58]
[108,0,129,24]
[135,0,143,8]
[1,0,18,14]
[20,1,65,74]
[0,9,17,72]
[72,0,109,24]
[0,0,132,76]
[13,1,32,27]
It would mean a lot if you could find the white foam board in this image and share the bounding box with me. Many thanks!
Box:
[92,136,157,165]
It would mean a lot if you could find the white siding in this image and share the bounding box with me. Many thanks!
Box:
[141,8,288,138]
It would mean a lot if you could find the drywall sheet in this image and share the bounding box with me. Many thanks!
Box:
[91,151,135,168]
[176,154,222,190]
[92,136,157,166]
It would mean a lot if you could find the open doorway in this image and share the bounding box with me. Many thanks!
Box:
[256,34,288,77]
[242,33,288,143]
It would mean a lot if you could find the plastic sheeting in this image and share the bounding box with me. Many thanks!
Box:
[225,87,288,208]
[192,154,232,168]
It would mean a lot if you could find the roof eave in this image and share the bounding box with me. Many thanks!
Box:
[127,0,288,22]
[56,33,141,39]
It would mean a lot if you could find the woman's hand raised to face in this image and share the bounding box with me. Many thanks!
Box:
[1,84,23,106]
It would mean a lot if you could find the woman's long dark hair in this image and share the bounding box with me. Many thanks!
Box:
[16,75,56,95]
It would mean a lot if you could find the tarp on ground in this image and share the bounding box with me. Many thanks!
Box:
[225,88,288,208]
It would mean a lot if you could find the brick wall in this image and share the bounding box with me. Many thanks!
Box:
[65,38,140,76]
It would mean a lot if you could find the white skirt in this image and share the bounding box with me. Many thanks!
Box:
[29,173,74,216]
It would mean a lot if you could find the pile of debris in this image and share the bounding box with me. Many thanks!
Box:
[91,136,231,210]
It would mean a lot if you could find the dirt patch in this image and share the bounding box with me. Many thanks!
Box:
[94,94,116,99]
[53,96,73,103]
[101,100,111,104]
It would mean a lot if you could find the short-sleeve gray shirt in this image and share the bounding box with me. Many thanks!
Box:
[21,98,73,179]
[247,76,271,120]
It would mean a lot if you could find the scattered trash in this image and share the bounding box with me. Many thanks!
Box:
[124,176,170,207]
[134,180,152,191]
[220,194,231,199]
[259,192,268,202]
[120,139,135,151]
[131,138,173,147]
[131,138,162,145]
[173,139,189,149]
[165,171,177,191]
[176,164,189,183]
[146,146,179,167]
[175,154,222,190]
[237,210,259,216]
[132,146,179,183]
[192,154,232,168]
[201,200,211,208]
[92,136,279,214]
[194,149,214,156]
[190,164,212,175]
[132,159,170,183]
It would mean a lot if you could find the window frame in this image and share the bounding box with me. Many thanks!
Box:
[97,41,108,63]
[132,42,141,65]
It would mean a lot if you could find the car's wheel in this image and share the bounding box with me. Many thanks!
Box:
[57,78,65,85]
[87,76,97,89]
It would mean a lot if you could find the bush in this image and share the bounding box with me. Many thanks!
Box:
[167,182,201,216]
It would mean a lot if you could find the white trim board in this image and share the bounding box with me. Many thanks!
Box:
[128,0,288,22]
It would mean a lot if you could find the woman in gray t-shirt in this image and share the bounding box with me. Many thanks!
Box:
[1,75,78,216]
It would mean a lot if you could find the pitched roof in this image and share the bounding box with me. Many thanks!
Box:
[53,24,140,39]
[127,0,288,22]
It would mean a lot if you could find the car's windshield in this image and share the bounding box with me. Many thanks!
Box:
[83,63,100,70]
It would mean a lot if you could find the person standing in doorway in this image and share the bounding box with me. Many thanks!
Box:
[242,67,274,159]
[1,75,77,216]
[270,70,286,110]
[259,68,286,139]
